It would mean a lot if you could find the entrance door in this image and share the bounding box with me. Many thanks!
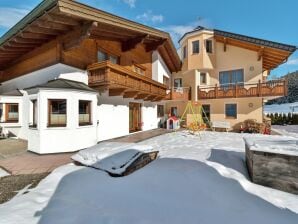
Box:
[129,103,142,133]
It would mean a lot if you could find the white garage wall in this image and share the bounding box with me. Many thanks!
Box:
[96,92,160,142]
[152,51,171,83]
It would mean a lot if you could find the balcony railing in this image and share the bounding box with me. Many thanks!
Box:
[198,79,287,100]
[165,87,191,101]
[87,61,167,101]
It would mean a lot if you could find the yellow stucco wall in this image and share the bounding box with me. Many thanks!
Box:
[167,30,267,130]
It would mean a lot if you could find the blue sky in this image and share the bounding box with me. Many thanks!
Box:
[0,0,297,77]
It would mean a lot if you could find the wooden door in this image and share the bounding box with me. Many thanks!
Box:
[129,103,142,132]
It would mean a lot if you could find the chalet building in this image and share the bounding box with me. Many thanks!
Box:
[0,0,181,153]
[166,26,296,129]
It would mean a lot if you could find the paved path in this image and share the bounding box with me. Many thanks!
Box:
[0,139,73,175]
[109,128,172,143]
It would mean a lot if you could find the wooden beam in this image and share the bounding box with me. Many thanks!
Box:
[43,13,80,26]
[62,22,98,51]
[135,93,150,100]
[6,42,40,48]
[258,46,264,61]
[109,88,126,96]
[223,37,227,52]
[20,32,54,40]
[144,95,157,101]
[13,37,44,44]
[123,91,139,98]
[145,39,166,52]
[35,20,73,31]
[122,35,148,52]
[0,47,33,52]
[26,26,61,36]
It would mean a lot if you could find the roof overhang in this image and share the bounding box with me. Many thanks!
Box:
[0,0,181,73]
[214,29,296,71]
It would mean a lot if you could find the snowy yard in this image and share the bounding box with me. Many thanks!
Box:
[0,131,297,223]
[272,125,298,138]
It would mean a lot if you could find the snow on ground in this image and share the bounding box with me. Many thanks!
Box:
[272,125,298,138]
[0,131,298,224]
[264,102,298,114]
[0,168,9,178]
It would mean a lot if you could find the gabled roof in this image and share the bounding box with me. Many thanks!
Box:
[179,26,297,71]
[1,89,23,96]
[0,0,181,72]
[25,78,97,93]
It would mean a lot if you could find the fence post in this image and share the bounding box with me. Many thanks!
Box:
[235,83,238,98]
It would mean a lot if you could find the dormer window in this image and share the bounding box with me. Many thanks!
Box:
[192,40,200,54]
[206,40,213,53]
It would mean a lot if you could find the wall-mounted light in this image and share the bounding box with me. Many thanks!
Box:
[248,103,253,108]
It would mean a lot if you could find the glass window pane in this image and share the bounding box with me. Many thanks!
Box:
[49,100,67,126]
[98,50,108,62]
[192,41,199,54]
[174,78,182,88]
[110,55,119,64]
[225,104,237,118]
[79,101,91,125]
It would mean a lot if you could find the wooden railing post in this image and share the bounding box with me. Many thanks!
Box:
[215,84,218,98]
[189,87,192,100]
[234,83,238,98]
[257,79,262,97]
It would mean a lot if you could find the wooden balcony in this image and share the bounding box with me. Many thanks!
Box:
[198,80,287,100]
[165,87,191,101]
[87,61,167,101]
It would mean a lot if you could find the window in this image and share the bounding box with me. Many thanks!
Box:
[171,107,178,117]
[200,72,207,85]
[5,103,19,122]
[192,40,200,54]
[0,103,3,122]
[31,100,38,128]
[182,45,187,59]
[219,69,244,88]
[174,78,182,88]
[225,104,237,119]
[48,99,67,127]
[109,55,119,64]
[79,100,92,126]
[97,50,108,62]
[206,40,213,53]
[157,105,164,117]
[97,49,119,64]
[163,76,170,88]
[133,64,146,76]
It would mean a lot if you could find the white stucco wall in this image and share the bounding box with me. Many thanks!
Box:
[152,51,171,84]
[0,63,84,94]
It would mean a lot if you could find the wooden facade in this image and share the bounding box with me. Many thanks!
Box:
[0,0,181,102]
[198,79,287,100]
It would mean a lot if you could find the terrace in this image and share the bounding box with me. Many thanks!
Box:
[198,79,287,100]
